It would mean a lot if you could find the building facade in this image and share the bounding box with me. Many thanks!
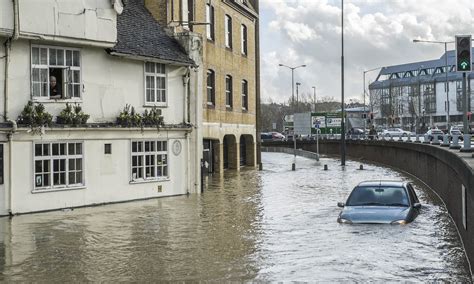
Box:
[145,0,260,173]
[0,0,201,215]
[369,50,474,132]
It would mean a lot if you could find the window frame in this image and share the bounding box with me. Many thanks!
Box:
[130,140,169,183]
[144,62,168,107]
[207,69,215,106]
[225,14,233,49]
[30,44,82,102]
[242,79,248,111]
[241,24,247,55]
[32,141,85,192]
[225,75,233,109]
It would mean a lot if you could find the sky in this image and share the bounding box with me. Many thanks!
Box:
[259,0,474,104]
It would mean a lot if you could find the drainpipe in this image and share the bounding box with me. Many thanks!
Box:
[182,67,191,124]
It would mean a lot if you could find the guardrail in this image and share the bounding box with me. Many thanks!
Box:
[261,146,319,161]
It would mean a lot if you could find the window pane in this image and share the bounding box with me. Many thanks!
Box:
[40,48,47,65]
[32,68,40,82]
[163,142,167,151]
[68,143,75,155]
[158,77,165,89]
[132,142,138,152]
[60,143,66,155]
[73,70,80,83]
[160,91,166,102]
[35,144,42,156]
[49,49,57,65]
[43,144,49,156]
[32,48,39,65]
[69,159,76,171]
[35,160,42,173]
[66,50,72,66]
[157,64,165,74]
[52,144,59,156]
[76,159,82,171]
[73,85,80,98]
[69,172,76,185]
[57,49,64,66]
[73,51,80,66]
[32,83,40,97]
[145,62,155,73]
[76,172,82,184]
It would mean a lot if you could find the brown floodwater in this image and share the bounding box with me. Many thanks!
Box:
[0,152,471,281]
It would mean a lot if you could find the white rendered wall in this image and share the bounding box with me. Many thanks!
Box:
[7,40,186,125]
[0,1,13,36]
[10,130,189,214]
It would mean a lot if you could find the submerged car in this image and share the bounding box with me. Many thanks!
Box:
[337,181,421,224]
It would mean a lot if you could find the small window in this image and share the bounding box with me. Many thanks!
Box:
[31,46,81,100]
[241,24,247,55]
[225,15,232,49]
[104,144,112,154]
[242,80,248,110]
[207,69,215,106]
[225,75,233,108]
[145,62,167,105]
[206,3,215,40]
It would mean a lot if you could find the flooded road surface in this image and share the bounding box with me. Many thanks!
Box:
[0,153,471,281]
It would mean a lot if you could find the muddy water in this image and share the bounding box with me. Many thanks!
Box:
[0,152,470,281]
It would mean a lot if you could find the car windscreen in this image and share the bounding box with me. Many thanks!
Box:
[346,186,409,206]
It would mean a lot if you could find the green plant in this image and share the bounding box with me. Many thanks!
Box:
[17,101,52,127]
[56,103,90,125]
[116,105,163,128]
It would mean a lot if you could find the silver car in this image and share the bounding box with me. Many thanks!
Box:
[337,181,421,224]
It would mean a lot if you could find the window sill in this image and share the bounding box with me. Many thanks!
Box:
[225,47,233,52]
[144,103,167,108]
[226,106,233,111]
[207,104,215,109]
[241,53,248,57]
[207,38,215,44]
[242,108,248,113]
[32,98,83,104]
[129,178,170,184]
[32,186,86,194]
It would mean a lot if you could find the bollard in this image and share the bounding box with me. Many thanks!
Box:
[441,134,450,147]
[259,163,263,170]
[432,134,440,145]
[292,163,296,171]
[397,134,403,142]
[460,134,473,152]
[450,135,461,149]
[407,134,412,143]
[414,134,421,143]
[359,164,364,170]
[324,164,328,170]
[389,134,394,141]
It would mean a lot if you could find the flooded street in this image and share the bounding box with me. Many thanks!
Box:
[0,152,471,281]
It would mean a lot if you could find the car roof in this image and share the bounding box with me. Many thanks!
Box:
[357,180,407,187]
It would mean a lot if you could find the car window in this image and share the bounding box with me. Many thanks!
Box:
[407,184,419,203]
[346,186,409,206]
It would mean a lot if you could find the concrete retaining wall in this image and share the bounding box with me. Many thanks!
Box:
[261,146,319,161]
[263,139,474,273]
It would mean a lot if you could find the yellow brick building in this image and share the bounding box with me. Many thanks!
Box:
[145,0,260,173]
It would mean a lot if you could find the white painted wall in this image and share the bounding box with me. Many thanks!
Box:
[0,1,13,36]
[17,0,117,44]
[10,129,189,214]
[7,40,187,125]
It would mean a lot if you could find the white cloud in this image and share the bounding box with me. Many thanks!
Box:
[260,0,474,104]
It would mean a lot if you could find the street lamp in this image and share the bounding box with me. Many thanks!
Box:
[278,64,307,112]
[296,82,301,112]
[312,86,316,112]
[413,39,454,130]
[363,66,384,132]
[278,63,306,171]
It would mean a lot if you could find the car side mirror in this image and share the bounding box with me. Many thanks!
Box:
[337,202,345,208]
[413,203,421,209]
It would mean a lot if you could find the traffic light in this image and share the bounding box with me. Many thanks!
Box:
[455,35,472,72]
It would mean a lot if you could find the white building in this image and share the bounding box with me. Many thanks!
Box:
[0,0,203,215]
[369,50,474,132]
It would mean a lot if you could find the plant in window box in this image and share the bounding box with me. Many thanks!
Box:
[56,103,74,125]
[130,106,143,127]
[73,104,90,125]
[143,106,164,127]
[17,101,52,128]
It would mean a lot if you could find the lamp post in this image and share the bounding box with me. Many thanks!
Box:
[278,63,306,171]
[312,86,316,112]
[413,39,454,130]
[363,67,384,132]
[296,82,301,113]
[341,0,345,166]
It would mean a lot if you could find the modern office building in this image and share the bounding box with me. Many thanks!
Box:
[369,50,474,132]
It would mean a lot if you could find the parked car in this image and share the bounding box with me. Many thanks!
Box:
[425,128,444,141]
[347,127,365,137]
[382,128,412,137]
[448,127,464,141]
[260,132,273,142]
[271,132,286,141]
[337,181,421,224]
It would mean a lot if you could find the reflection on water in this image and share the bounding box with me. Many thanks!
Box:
[0,153,470,281]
